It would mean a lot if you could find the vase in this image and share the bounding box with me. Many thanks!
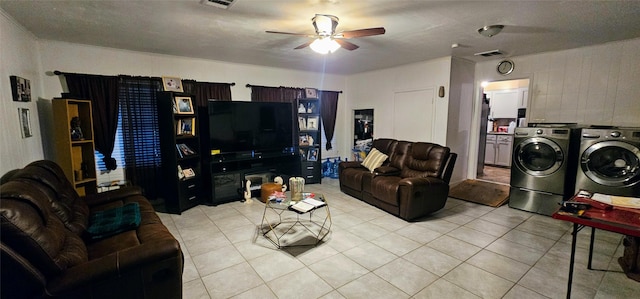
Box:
[289,177,305,201]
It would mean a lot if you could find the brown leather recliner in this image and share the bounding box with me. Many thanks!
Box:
[339,139,457,221]
[1,160,183,299]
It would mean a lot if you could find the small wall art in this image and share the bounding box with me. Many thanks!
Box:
[162,76,184,92]
[18,108,32,138]
[10,76,31,102]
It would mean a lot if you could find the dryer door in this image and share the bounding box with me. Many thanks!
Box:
[581,141,640,187]
[514,137,564,176]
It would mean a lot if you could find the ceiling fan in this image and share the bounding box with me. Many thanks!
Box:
[266,14,385,54]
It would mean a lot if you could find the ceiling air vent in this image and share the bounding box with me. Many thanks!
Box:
[200,0,237,9]
[473,49,504,57]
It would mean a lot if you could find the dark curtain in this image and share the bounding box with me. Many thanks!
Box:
[251,86,301,134]
[64,74,119,170]
[183,80,232,202]
[119,76,163,200]
[319,91,339,150]
[250,86,282,102]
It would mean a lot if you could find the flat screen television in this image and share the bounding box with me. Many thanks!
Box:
[208,101,295,156]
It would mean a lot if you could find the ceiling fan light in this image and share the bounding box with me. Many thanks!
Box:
[310,38,341,54]
[478,25,504,37]
[312,14,339,35]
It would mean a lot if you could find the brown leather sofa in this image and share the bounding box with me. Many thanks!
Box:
[339,138,457,221]
[1,160,183,299]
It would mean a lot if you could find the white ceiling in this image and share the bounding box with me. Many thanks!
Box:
[2,0,640,75]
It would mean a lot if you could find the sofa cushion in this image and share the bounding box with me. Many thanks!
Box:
[8,161,90,235]
[371,176,402,206]
[362,148,389,172]
[1,180,88,277]
[401,142,450,179]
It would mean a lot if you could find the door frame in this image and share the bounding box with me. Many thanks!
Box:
[468,77,533,180]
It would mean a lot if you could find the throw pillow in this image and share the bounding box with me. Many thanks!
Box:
[87,202,141,240]
[361,148,388,173]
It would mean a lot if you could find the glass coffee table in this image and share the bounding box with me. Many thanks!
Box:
[260,193,331,248]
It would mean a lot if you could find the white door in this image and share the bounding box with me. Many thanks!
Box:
[393,89,435,142]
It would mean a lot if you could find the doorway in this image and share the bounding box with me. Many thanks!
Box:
[476,78,530,185]
[353,109,374,161]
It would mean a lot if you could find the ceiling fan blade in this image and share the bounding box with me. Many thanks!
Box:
[339,27,386,39]
[266,30,316,38]
[294,40,313,50]
[334,39,359,51]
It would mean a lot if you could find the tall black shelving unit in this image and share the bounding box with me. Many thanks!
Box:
[297,97,322,184]
[156,91,202,214]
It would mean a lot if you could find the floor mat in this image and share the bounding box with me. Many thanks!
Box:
[449,179,510,207]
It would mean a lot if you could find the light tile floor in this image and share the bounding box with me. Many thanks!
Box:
[158,178,640,299]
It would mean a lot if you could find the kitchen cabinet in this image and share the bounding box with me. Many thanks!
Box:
[485,134,513,167]
[487,87,528,118]
[488,90,518,118]
[484,134,497,165]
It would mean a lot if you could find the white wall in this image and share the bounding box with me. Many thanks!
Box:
[475,38,640,127]
[468,38,640,178]
[344,57,453,154]
[0,11,44,174]
[447,57,475,184]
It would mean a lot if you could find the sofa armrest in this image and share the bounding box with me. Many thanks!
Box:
[398,177,450,221]
[46,238,182,295]
[339,161,364,170]
[82,186,143,207]
[374,166,401,176]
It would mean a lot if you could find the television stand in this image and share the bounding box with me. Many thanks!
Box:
[208,153,299,205]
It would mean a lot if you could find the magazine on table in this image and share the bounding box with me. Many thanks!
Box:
[289,197,326,213]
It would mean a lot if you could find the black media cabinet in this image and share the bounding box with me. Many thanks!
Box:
[209,152,300,205]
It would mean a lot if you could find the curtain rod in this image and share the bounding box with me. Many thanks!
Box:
[245,83,342,94]
[54,71,235,86]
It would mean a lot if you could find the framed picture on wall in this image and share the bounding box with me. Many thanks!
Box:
[174,96,194,114]
[18,108,32,138]
[10,76,31,102]
[162,76,184,92]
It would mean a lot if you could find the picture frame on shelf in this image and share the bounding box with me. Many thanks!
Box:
[299,148,308,160]
[306,116,319,130]
[176,143,196,158]
[308,148,318,161]
[177,118,196,136]
[298,116,307,130]
[18,108,32,138]
[162,76,184,92]
[10,76,31,102]
[299,135,309,146]
[174,96,194,114]
[305,88,317,98]
[182,168,196,178]
[306,102,316,113]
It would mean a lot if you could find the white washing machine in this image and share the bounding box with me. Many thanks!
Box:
[575,127,640,197]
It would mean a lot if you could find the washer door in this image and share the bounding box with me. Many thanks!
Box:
[514,137,564,176]
[581,141,640,187]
